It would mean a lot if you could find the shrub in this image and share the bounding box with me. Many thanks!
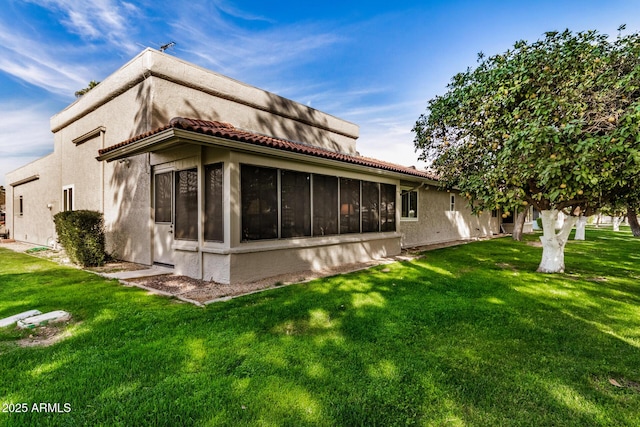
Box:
[53,210,107,267]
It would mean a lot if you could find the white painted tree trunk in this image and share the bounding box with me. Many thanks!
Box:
[613,216,623,232]
[537,210,578,273]
[574,216,587,240]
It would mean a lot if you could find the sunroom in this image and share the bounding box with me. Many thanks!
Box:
[98,117,435,284]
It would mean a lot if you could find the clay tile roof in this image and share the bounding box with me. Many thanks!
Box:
[99,117,438,181]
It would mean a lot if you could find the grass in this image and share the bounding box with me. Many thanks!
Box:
[1,227,640,426]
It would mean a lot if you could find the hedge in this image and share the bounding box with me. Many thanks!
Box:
[53,210,107,267]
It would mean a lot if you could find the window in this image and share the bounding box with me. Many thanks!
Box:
[154,173,172,223]
[281,170,311,238]
[502,211,514,223]
[239,166,397,241]
[312,174,338,236]
[340,178,360,234]
[381,184,396,232]
[63,185,74,212]
[450,194,456,211]
[401,190,418,218]
[204,163,224,242]
[241,165,278,241]
[18,196,23,217]
[361,181,380,233]
[175,168,198,240]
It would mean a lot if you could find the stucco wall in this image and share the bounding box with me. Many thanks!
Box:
[39,48,360,266]
[50,78,157,264]
[103,155,152,264]
[147,77,358,155]
[227,236,401,284]
[5,153,60,245]
[148,144,403,283]
[202,252,231,284]
[399,186,499,248]
[51,49,359,155]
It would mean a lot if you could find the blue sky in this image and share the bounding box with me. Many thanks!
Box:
[2,0,640,186]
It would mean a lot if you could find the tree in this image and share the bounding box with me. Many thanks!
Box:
[607,184,640,236]
[511,208,528,241]
[613,177,640,237]
[414,28,640,273]
[75,80,100,98]
[598,202,627,231]
[574,214,588,241]
[627,205,640,236]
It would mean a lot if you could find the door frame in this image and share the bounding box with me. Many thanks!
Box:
[153,168,175,267]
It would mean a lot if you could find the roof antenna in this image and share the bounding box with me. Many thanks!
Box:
[159,41,176,52]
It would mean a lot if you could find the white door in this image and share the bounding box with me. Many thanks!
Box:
[153,171,174,266]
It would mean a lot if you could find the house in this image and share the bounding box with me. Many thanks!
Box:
[6,49,500,283]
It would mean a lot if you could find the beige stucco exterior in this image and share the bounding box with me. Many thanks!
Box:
[399,185,499,248]
[7,153,60,244]
[6,48,502,284]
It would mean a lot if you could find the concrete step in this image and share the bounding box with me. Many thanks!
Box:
[0,309,42,328]
[102,265,174,280]
[17,310,71,329]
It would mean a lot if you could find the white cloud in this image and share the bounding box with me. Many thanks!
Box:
[26,0,140,53]
[0,21,94,96]
[335,98,429,169]
[0,103,55,186]
[169,4,343,78]
[357,118,426,170]
[215,1,275,23]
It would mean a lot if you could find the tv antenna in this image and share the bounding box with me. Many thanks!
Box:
[159,41,176,52]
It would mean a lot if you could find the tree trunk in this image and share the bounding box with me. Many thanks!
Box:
[512,209,528,241]
[537,210,578,273]
[613,216,624,231]
[574,215,587,240]
[627,206,640,237]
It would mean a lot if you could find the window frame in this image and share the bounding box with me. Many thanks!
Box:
[401,189,418,220]
[174,168,199,241]
[204,163,224,242]
[240,164,398,242]
[154,172,173,224]
[240,164,279,241]
[361,181,380,233]
[280,169,311,238]
[339,177,361,234]
[312,174,339,237]
[62,185,74,212]
[380,183,396,232]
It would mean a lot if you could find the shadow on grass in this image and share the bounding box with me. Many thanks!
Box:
[1,232,640,425]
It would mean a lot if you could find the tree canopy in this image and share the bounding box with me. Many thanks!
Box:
[413,28,640,272]
[75,80,100,98]
[414,28,640,218]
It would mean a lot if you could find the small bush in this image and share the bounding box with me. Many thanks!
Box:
[53,210,107,267]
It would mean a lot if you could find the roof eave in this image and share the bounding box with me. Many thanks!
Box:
[97,128,438,182]
[96,128,179,161]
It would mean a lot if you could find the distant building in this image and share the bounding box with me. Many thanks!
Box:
[6,49,500,283]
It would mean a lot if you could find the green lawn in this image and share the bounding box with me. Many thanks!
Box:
[1,228,640,426]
